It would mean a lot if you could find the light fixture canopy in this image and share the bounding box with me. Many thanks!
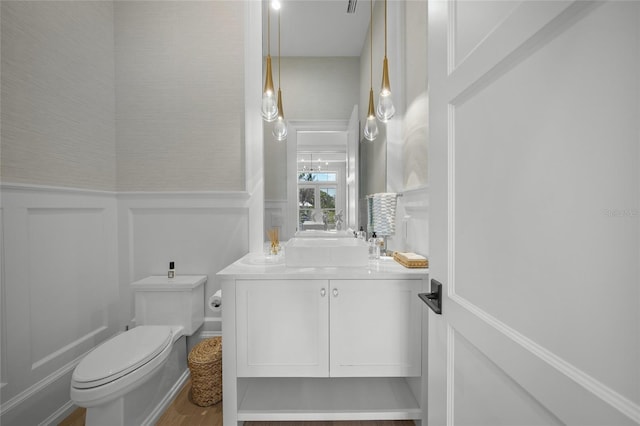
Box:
[376,0,395,122]
[262,4,278,122]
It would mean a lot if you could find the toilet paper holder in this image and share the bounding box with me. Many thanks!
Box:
[208,290,222,311]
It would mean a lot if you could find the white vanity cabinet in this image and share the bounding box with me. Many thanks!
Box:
[236,279,329,377]
[329,279,422,377]
[219,256,428,425]
[236,278,422,378]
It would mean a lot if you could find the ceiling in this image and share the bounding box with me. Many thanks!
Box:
[263,0,372,57]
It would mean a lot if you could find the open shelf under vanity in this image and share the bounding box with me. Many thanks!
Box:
[236,377,422,422]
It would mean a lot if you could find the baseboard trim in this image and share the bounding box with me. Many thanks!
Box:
[38,401,76,426]
[0,352,84,417]
[141,369,190,426]
[200,331,223,339]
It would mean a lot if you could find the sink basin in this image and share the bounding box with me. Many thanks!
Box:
[294,230,354,238]
[236,253,284,266]
[285,237,369,267]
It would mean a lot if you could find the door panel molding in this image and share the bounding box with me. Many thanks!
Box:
[448,0,521,72]
[448,1,601,103]
[448,324,564,426]
[447,293,640,424]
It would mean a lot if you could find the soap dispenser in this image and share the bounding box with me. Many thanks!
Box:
[357,226,366,240]
[369,232,380,259]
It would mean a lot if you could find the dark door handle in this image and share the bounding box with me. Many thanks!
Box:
[418,279,442,314]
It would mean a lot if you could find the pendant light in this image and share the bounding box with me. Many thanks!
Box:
[363,0,378,142]
[272,8,288,141]
[261,3,278,122]
[376,0,395,122]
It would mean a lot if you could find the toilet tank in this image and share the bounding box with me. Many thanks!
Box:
[131,275,207,336]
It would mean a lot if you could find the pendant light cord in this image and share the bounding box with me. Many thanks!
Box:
[384,0,387,57]
[267,3,271,56]
[370,0,373,89]
[278,10,281,88]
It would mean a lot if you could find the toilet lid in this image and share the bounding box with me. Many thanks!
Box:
[72,326,173,388]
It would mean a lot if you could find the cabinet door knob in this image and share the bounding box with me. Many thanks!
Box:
[332,288,339,297]
[320,288,326,297]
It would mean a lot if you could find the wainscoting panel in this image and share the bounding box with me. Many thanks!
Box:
[390,187,428,257]
[0,206,6,390]
[1,187,251,425]
[118,192,250,333]
[264,199,291,242]
[27,208,113,370]
[0,184,118,425]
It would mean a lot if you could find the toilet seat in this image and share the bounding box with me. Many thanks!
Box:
[72,326,172,389]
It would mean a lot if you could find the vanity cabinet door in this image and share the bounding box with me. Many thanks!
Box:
[329,279,422,377]
[236,279,330,377]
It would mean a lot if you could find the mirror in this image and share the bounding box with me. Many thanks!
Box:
[263,0,428,244]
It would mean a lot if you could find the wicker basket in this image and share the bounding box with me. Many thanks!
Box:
[188,336,222,407]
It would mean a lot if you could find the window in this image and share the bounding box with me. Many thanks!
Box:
[298,172,338,229]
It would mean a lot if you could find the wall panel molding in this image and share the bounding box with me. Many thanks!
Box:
[0,350,84,418]
[392,186,429,256]
[1,183,251,424]
[118,192,251,333]
[0,205,6,389]
[265,199,290,241]
[0,184,118,425]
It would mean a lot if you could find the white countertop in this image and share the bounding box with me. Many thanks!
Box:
[217,252,428,280]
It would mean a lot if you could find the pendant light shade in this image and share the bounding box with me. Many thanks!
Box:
[364,0,378,142]
[273,89,288,141]
[262,5,278,122]
[272,9,287,141]
[376,0,395,122]
[262,56,277,121]
[364,89,378,141]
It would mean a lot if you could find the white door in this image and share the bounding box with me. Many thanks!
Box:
[427,1,640,425]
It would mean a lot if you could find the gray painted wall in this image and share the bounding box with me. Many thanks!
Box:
[359,0,429,195]
[359,0,387,197]
[403,0,428,189]
[264,56,359,200]
[1,1,117,191]
[115,1,245,192]
[1,1,245,193]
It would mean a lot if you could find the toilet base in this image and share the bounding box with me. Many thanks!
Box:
[86,397,125,426]
[82,335,187,426]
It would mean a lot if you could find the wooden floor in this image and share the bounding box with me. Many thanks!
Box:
[59,379,414,426]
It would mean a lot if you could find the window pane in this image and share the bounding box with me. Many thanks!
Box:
[299,209,313,224]
[299,188,315,208]
[298,172,336,182]
[298,172,315,182]
[320,188,336,209]
[323,209,336,225]
[316,173,337,182]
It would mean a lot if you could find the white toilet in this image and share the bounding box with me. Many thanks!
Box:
[71,275,207,426]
